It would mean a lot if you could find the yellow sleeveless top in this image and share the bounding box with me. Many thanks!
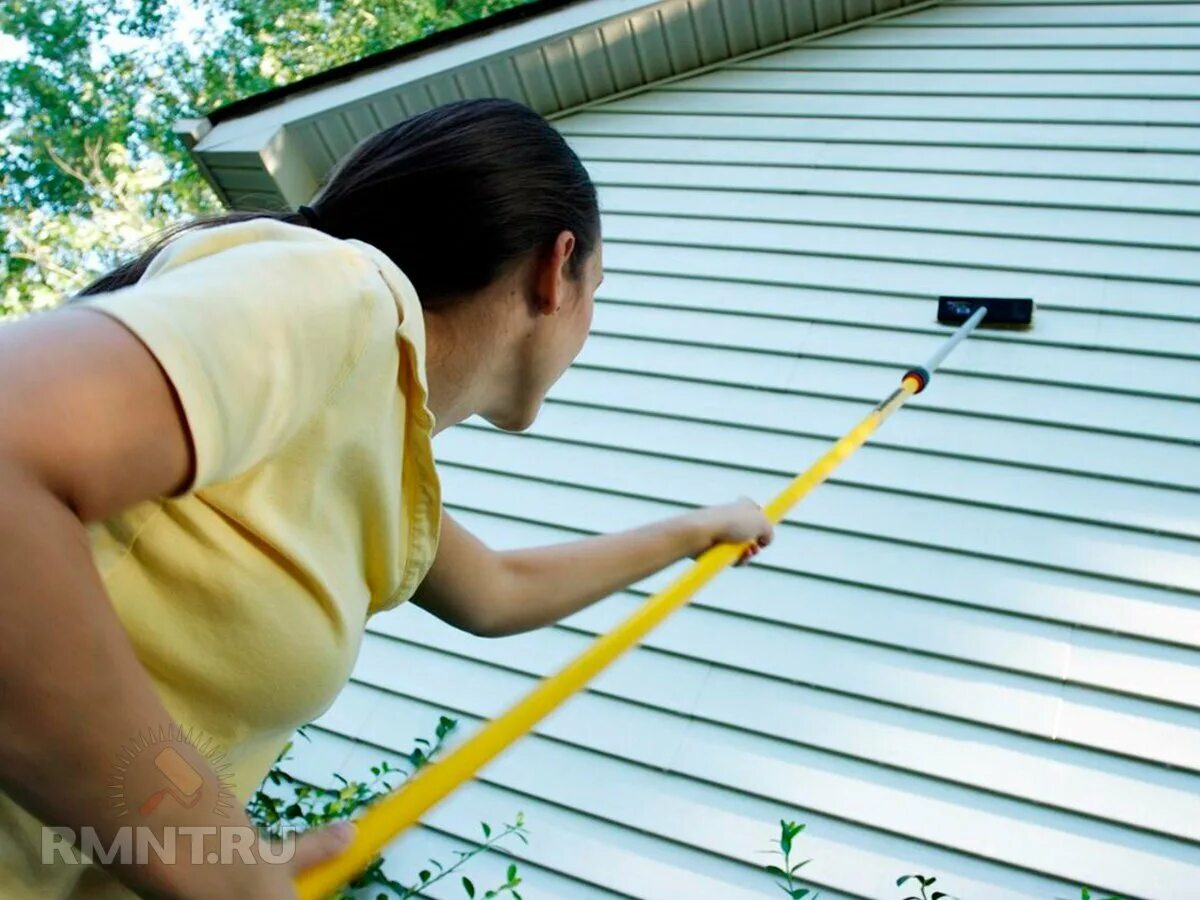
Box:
[0,218,442,897]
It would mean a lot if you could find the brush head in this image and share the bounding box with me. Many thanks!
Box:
[938,296,1034,328]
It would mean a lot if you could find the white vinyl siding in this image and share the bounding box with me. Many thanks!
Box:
[297,2,1200,897]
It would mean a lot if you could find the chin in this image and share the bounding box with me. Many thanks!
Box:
[489,403,541,433]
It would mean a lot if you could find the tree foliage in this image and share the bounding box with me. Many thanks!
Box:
[1,0,534,316]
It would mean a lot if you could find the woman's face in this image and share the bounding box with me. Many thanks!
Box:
[495,238,603,432]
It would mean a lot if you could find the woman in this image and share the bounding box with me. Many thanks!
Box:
[0,98,773,898]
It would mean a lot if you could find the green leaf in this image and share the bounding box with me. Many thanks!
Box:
[419,870,431,882]
[765,865,788,879]
[897,876,914,887]
[462,876,475,898]
[507,863,518,882]
[513,893,522,900]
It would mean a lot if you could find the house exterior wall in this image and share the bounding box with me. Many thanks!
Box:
[291,1,1200,896]
[191,0,934,209]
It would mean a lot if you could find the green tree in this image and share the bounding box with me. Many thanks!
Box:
[1,0,534,317]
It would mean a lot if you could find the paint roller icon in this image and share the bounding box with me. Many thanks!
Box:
[137,747,204,815]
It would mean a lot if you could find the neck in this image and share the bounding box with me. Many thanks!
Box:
[420,292,516,437]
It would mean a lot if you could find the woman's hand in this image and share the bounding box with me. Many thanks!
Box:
[267,821,358,899]
[162,819,358,899]
[686,496,775,566]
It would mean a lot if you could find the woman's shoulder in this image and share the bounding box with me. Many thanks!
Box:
[141,217,367,285]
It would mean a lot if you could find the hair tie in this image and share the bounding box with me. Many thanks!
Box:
[297,204,320,227]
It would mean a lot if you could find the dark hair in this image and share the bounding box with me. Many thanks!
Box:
[73,98,601,308]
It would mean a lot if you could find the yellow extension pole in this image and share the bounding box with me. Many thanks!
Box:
[294,372,926,900]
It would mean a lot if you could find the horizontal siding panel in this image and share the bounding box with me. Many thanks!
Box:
[861,3,1200,23]
[561,351,1200,488]
[437,434,1200,711]
[591,299,1200,400]
[606,89,1200,125]
[389,827,613,900]
[695,67,1200,97]
[320,666,852,898]
[300,719,785,899]
[275,726,615,899]
[592,271,1200,361]
[344,629,1199,896]
[435,425,1200,595]
[811,24,1200,45]
[560,109,1200,152]
[338,642,1130,897]
[305,691,1014,900]
[435,434,1200,630]
[601,238,1200,323]
[583,320,1200,451]
[566,133,1200,185]
[578,560,1200,720]
[435,458,1200,649]
[590,159,1200,215]
[495,397,1200,540]
[444,497,1198,712]
[451,500,1189,710]
[600,183,1200,260]
[753,46,1200,69]
[367,558,1200,844]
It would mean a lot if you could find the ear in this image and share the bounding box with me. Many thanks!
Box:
[533,230,577,316]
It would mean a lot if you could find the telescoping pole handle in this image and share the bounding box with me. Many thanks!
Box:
[294,312,987,900]
[902,304,987,394]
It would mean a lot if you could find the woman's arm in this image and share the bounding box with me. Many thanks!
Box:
[0,308,345,899]
[411,500,772,639]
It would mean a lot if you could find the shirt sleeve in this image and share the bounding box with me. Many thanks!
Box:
[76,224,383,493]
